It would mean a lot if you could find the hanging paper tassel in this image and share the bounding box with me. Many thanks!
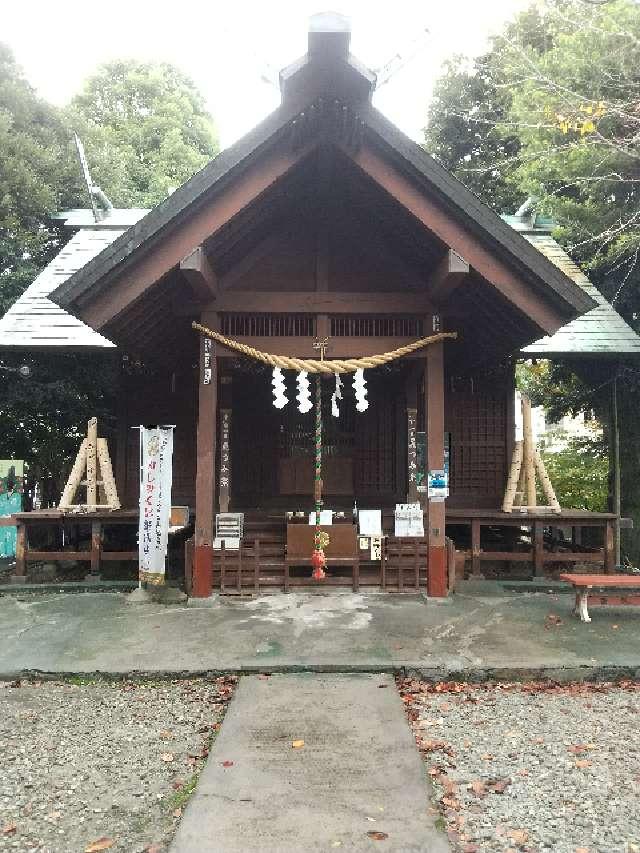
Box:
[271,367,288,409]
[296,371,312,413]
[353,368,368,412]
[331,373,342,417]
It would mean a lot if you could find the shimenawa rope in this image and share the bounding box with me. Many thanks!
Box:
[192,322,457,374]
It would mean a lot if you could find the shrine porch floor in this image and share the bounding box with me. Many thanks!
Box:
[1,584,640,680]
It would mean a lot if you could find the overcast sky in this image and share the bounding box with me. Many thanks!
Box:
[3,0,526,149]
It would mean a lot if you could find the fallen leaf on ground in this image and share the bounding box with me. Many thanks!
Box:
[575,759,592,769]
[481,753,494,761]
[488,779,511,794]
[462,845,479,853]
[159,730,173,739]
[533,737,545,744]
[292,740,305,748]
[258,674,271,680]
[469,780,486,798]
[366,831,389,840]
[142,845,162,853]
[173,808,182,818]
[85,839,115,853]
[221,760,234,767]
[575,848,590,852]
[2,823,17,836]
[509,829,529,845]
[161,753,174,763]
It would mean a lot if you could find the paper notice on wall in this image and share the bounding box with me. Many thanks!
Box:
[139,426,174,585]
[308,510,333,525]
[394,503,424,537]
[359,510,382,536]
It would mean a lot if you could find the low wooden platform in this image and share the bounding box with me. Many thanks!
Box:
[10,509,140,579]
[446,508,617,578]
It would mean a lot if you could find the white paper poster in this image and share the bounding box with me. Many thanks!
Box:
[139,426,174,584]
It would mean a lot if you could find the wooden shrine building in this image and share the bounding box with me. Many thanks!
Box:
[3,14,639,596]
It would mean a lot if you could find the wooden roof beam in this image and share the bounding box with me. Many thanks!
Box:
[428,249,469,304]
[180,246,218,301]
[342,141,569,334]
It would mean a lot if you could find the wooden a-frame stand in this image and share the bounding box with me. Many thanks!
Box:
[502,395,561,514]
[59,417,120,511]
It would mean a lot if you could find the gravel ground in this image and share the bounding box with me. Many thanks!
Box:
[0,677,235,853]
[399,679,640,853]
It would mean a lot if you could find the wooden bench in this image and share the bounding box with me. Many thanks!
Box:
[560,573,640,622]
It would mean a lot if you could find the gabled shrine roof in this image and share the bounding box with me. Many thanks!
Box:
[0,209,148,349]
[504,210,640,359]
[50,15,594,329]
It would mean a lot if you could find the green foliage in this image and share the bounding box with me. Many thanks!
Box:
[0,49,219,492]
[0,45,74,315]
[68,60,218,207]
[541,437,609,512]
[427,0,640,560]
[0,351,117,496]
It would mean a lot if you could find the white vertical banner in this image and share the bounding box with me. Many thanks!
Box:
[139,426,174,585]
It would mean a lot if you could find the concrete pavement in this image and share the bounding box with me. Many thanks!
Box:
[169,673,450,853]
[1,584,640,679]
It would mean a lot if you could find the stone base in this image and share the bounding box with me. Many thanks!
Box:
[125,586,154,605]
[154,586,189,605]
[187,594,219,608]
[84,573,101,584]
[8,574,26,585]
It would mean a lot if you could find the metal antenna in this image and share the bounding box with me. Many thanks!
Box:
[74,133,100,223]
[373,27,430,89]
[73,133,114,222]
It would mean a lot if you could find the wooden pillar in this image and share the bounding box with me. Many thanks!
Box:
[425,341,447,596]
[533,520,544,577]
[405,363,420,503]
[89,520,102,578]
[219,375,232,514]
[471,519,481,577]
[611,376,621,567]
[14,522,26,578]
[193,314,218,597]
[115,363,128,506]
[605,519,615,573]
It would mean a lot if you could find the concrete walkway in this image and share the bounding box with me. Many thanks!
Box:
[170,673,449,852]
[1,585,640,679]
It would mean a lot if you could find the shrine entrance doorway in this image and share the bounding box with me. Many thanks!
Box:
[229,364,407,510]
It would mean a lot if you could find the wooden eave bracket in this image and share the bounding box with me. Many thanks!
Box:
[180,246,218,301]
[428,249,470,303]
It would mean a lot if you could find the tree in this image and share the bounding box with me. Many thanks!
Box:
[425,0,640,562]
[0,53,219,493]
[0,44,74,315]
[68,60,219,207]
[541,437,609,512]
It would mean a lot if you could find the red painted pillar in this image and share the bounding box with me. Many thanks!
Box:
[425,341,447,597]
[192,314,218,597]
